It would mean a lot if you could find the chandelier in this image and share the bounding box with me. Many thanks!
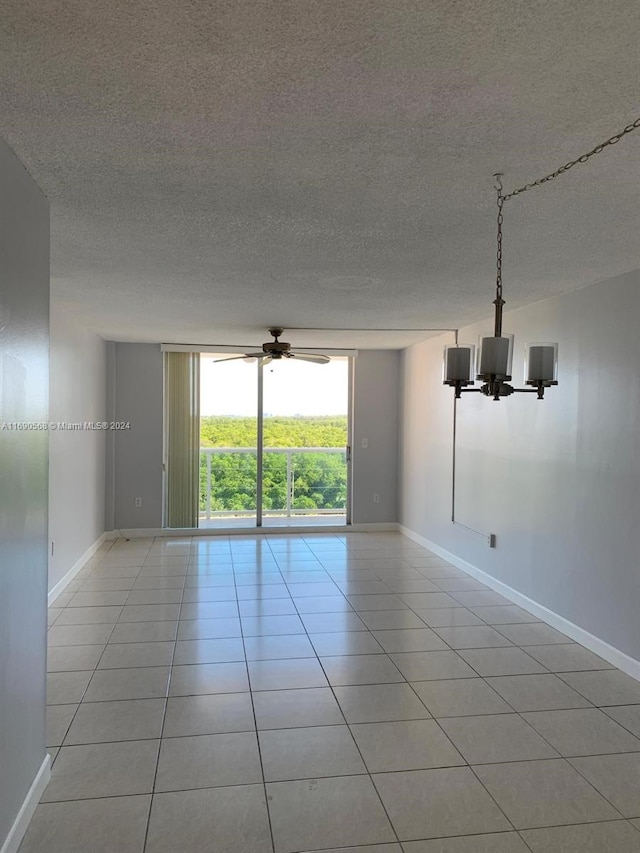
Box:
[444,115,640,401]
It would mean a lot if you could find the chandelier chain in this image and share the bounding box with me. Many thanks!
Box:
[495,175,504,302]
[502,116,640,202]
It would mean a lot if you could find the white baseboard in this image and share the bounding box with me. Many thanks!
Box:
[48,532,108,605]
[398,524,640,683]
[110,522,398,539]
[1,754,50,853]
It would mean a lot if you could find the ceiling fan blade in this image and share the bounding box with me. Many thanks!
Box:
[289,352,331,364]
[213,352,267,363]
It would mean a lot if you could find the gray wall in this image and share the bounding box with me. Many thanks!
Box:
[112,343,164,529]
[108,346,400,529]
[0,140,49,847]
[400,269,640,661]
[352,350,400,524]
[49,302,106,591]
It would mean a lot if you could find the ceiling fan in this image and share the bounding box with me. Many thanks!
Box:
[214,328,331,365]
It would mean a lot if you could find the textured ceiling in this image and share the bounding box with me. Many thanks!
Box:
[1,0,639,349]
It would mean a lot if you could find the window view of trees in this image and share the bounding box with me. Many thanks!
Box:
[200,415,348,515]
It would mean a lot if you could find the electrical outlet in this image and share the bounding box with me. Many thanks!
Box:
[135,497,143,507]
[488,533,497,548]
[373,493,380,503]
[361,438,369,448]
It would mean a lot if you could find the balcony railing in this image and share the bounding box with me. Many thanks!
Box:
[199,446,347,519]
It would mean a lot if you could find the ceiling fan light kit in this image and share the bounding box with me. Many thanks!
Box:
[214,328,331,365]
[444,114,640,402]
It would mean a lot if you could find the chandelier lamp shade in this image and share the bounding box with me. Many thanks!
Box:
[444,113,640,402]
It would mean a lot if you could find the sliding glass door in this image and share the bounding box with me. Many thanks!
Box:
[262,357,350,526]
[166,351,351,528]
[198,353,258,527]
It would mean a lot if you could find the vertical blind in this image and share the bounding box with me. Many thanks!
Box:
[164,351,200,528]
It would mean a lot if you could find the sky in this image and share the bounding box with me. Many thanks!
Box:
[200,354,349,416]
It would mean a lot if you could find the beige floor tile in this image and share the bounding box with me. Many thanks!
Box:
[155,731,262,791]
[382,579,441,594]
[469,605,540,625]
[570,753,640,817]
[69,591,130,607]
[241,614,306,636]
[559,669,640,705]
[47,624,113,645]
[451,591,512,607]
[390,651,477,681]
[134,576,186,590]
[605,704,640,737]
[321,654,405,686]
[42,740,159,801]
[163,692,255,736]
[352,719,464,772]
[521,820,640,852]
[108,620,178,643]
[173,637,245,664]
[438,714,558,764]
[248,656,328,690]
[47,645,105,672]
[411,678,512,717]
[259,725,366,781]
[97,641,175,669]
[118,604,181,622]
[334,683,430,723]
[458,647,546,676]
[176,617,242,640]
[179,601,239,620]
[360,611,429,631]
[78,577,137,591]
[19,795,151,853]
[522,643,612,672]
[372,628,449,653]
[346,593,409,611]
[403,834,530,852]
[294,596,354,614]
[53,607,123,626]
[433,626,513,649]
[336,580,399,594]
[300,612,368,632]
[524,707,640,756]
[146,785,272,853]
[373,767,510,840]
[46,704,78,747]
[309,631,384,656]
[495,623,571,645]
[252,687,344,729]
[416,608,485,628]
[64,698,165,744]
[168,662,249,696]
[303,846,402,853]
[267,775,395,852]
[84,666,171,701]
[244,633,316,659]
[125,589,184,605]
[486,673,592,711]
[239,598,298,616]
[474,758,620,828]
[181,584,236,600]
[47,671,93,705]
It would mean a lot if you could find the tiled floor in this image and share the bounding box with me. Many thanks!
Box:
[24,532,640,852]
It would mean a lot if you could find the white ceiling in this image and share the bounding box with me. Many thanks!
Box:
[1,0,639,349]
